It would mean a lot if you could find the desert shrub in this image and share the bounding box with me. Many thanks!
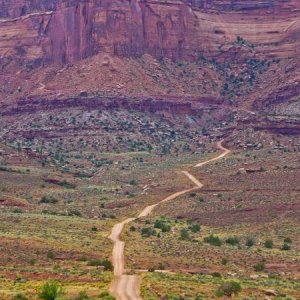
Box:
[284,237,292,244]
[180,228,190,240]
[13,294,28,300]
[164,295,185,300]
[161,223,171,232]
[99,291,115,299]
[88,259,113,271]
[47,250,55,260]
[225,237,239,246]
[154,219,164,229]
[189,192,196,197]
[204,235,222,246]
[68,210,82,217]
[246,238,255,247]
[154,220,171,232]
[39,281,62,300]
[254,261,265,272]
[77,256,87,262]
[129,179,137,186]
[221,258,228,265]
[216,281,242,297]
[39,196,58,204]
[74,291,89,300]
[141,227,156,237]
[56,180,76,189]
[129,226,136,232]
[91,226,98,232]
[281,243,291,251]
[264,239,273,249]
[212,272,222,278]
[190,224,201,233]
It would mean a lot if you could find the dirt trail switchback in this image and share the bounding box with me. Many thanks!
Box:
[109,140,231,300]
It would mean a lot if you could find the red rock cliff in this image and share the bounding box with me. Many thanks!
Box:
[0,0,300,64]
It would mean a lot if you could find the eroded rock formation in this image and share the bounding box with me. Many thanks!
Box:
[0,0,300,65]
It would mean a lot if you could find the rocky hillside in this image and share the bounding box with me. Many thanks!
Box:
[0,0,300,121]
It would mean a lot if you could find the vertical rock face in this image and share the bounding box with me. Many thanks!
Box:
[44,0,199,63]
[0,0,300,65]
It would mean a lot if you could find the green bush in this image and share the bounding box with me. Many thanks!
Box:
[129,179,137,186]
[246,238,255,247]
[129,226,136,232]
[39,196,58,204]
[74,291,89,300]
[68,210,82,217]
[164,295,185,300]
[216,280,242,297]
[13,294,28,300]
[154,220,171,232]
[264,239,273,249]
[221,258,228,265]
[47,250,55,260]
[204,235,222,246]
[99,291,115,299]
[281,243,291,251]
[39,281,62,300]
[190,224,201,233]
[212,272,222,278]
[161,223,171,232]
[88,259,113,271]
[254,261,265,272]
[58,181,76,189]
[180,228,190,240]
[284,237,292,244]
[141,227,156,237]
[225,237,239,246]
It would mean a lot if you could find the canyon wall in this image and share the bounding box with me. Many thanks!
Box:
[0,0,300,65]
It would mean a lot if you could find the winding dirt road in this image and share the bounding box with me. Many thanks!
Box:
[109,140,231,300]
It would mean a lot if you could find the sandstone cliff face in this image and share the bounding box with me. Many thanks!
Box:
[0,0,300,65]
